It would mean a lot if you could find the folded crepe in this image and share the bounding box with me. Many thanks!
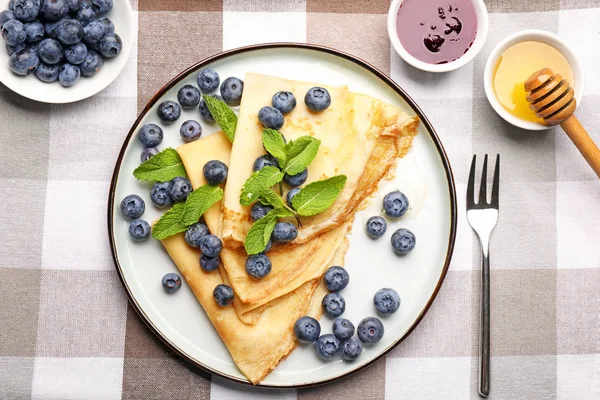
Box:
[221,73,420,249]
[160,232,349,384]
[177,132,351,324]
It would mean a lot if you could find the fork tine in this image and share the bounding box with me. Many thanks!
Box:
[478,154,488,205]
[490,154,500,208]
[467,155,476,208]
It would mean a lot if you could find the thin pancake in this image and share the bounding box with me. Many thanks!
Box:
[160,233,350,384]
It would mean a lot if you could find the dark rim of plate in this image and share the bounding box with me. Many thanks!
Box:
[107,42,458,389]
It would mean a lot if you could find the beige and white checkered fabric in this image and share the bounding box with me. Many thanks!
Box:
[1,0,599,398]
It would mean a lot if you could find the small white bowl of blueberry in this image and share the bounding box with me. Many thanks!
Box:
[0,0,133,103]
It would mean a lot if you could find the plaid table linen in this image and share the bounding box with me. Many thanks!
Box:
[1,0,599,398]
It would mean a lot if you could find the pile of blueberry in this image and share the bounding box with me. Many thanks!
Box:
[120,194,151,242]
[366,190,416,255]
[0,0,121,87]
[294,265,401,361]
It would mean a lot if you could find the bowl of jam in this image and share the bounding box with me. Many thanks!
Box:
[388,0,488,72]
[484,30,584,131]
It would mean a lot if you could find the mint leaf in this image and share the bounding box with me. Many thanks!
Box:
[181,185,223,225]
[240,166,284,206]
[292,175,347,217]
[262,129,287,165]
[133,148,187,182]
[152,203,188,240]
[244,208,293,255]
[203,96,237,142]
[285,136,318,159]
[284,136,321,175]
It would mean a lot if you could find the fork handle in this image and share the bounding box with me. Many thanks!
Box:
[479,247,491,397]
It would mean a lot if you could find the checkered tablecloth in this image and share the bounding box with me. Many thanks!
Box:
[1,0,599,398]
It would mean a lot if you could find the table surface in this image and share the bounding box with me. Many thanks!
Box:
[1,0,599,399]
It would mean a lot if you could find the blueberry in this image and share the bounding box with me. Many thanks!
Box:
[38,38,64,64]
[322,293,345,318]
[137,124,163,147]
[373,288,400,315]
[199,234,222,258]
[184,222,209,247]
[342,338,363,361]
[220,77,243,106]
[391,228,416,255]
[12,0,39,22]
[168,176,191,202]
[150,181,173,208]
[179,120,202,143]
[140,147,158,163]
[24,21,43,43]
[58,63,80,87]
[2,19,26,46]
[120,194,145,219]
[56,19,83,45]
[197,69,219,93]
[293,316,321,344]
[34,62,59,82]
[129,219,151,242]
[252,154,280,172]
[324,266,349,292]
[97,33,121,57]
[75,2,95,26]
[332,318,355,341]
[213,284,234,306]
[66,0,80,13]
[64,41,87,64]
[272,91,296,115]
[250,202,273,221]
[198,95,224,122]
[5,41,25,55]
[258,106,284,130]
[305,87,331,111]
[357,317,384,344]
[383,190,409,218]
[366,216,387,238]
[157,100,181,123]
[203,160,228,185]
[286,188,300,208]
[82,20,104,44]
[162,273,181,293]
[0,10,15,28]
[91,0,112,14]
[283,168,307,187]
[245,254,272,279]
[8,47,38,75]
[96,17,113,35]
[43,19,64,39]
[40,0,69,21]
[272,222,297,243]
[79,50,102,76]
[200,254,220,272]
[315,334,341,360]
[177,84,201,109]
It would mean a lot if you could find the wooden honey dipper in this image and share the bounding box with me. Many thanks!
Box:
[525,68,600,178]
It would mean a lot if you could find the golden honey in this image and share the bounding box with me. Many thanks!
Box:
[493,41,574,123]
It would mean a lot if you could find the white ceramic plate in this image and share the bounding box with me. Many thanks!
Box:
[0,0,133,103]
[108,44,457,388]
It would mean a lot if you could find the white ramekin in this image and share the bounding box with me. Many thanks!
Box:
[388,0,489,73]
[483,30,584,131]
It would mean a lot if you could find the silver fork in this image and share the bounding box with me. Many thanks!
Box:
[467,154,500,398]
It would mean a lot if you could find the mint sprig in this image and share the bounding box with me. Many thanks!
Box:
[244,208,294,255]
[239,166,284,206]
[291,175,347,217]
[133,148,187,182]
[204,96,237,143]
[152,184,223,240]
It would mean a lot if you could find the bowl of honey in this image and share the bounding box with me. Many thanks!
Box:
[484,30,584,131]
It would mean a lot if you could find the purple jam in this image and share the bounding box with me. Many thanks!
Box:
[396,0,478,65]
